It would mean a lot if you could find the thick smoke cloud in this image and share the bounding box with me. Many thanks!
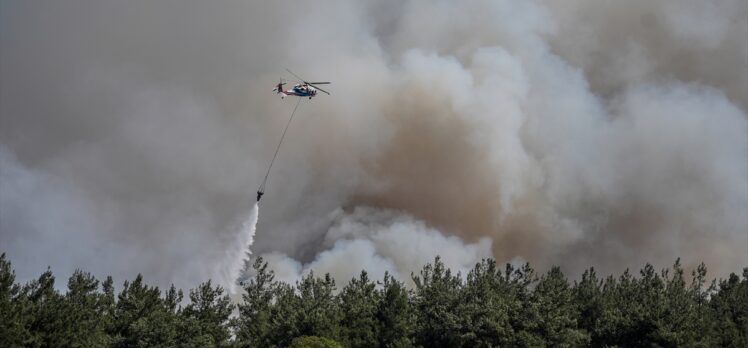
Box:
[260,206,493,287]
[1,0,746,290]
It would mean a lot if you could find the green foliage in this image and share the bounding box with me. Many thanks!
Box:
[0,253,29,347]
[377,272,414,348]
[289,335,343,348]
[339,271,378,348]
[412,256,464,347]
[528,267,589,346]
[110,275,181,347]
[235,257,275,346]
[181,280,233,346]
[234,258,343,347]
[574,267,602,336]
[1,251,746,347]
[710,269,748,347]
[63,270,112,346]
[22,268,67,347]
[457,259,518,347]
[296,272,341,340]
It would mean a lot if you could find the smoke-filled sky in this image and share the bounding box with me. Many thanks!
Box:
[1,0,747,290]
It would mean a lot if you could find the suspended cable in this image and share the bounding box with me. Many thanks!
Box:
[257,97,302,201]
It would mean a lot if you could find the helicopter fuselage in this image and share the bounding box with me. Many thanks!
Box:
[275,83,317,99]
[273,70,330,99]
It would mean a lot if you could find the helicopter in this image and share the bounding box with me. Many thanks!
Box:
[273,69,331,99]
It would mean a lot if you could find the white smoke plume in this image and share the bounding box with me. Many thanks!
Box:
[259,207,493,287]
[1,0,746,290]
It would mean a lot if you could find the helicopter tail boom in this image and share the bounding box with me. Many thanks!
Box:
[274,80,288,98]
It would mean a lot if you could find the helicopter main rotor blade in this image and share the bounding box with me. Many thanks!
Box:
[286,69,331,94]
[308,83,330,95]
[285,69,306,83]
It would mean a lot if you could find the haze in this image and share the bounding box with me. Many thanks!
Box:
[1,0,746,290]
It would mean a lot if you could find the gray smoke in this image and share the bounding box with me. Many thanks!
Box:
[1,0,746,290]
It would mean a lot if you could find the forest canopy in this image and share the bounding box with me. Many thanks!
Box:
[1,252,746,347]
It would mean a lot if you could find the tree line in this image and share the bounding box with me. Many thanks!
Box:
[1,252,746,347]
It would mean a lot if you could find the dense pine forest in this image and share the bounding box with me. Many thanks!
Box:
[1,253,746,347]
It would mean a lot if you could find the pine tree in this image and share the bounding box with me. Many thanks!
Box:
[63,270,110,346]
[654,259,709,346]
[504,262,543,347]
[101,275,116,331]
[376,272,414,348]
[268,282,302,346]
[0,253,30,346]
[235,257,277,347]
[110,274,180,347]
[181,280,233,346]
[459,259,517,347]
[573,267,603,344]
[22,268,68,347]
[296,272,341,341]
[339,271,378,348]
[412,257,463,347]
[710,269,748,347]
[529,267,589,346]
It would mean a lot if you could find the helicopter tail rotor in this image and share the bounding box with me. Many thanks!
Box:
[273,78,288,98]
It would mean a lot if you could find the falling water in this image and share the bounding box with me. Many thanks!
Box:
[218,203,258,295]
